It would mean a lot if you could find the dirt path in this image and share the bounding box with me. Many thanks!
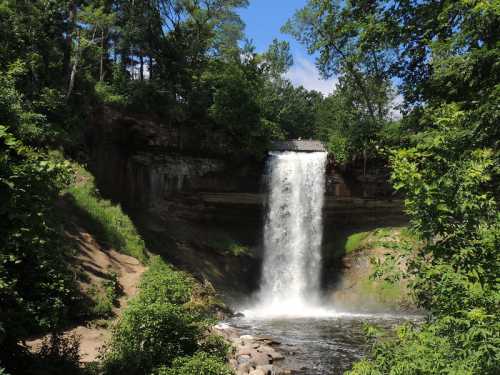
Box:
[27,225,146,363]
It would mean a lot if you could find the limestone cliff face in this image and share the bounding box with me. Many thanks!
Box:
[86,107,407,300]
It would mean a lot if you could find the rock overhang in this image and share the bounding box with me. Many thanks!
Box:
[270,140,326,152]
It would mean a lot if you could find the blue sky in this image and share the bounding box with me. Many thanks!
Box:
[238,0,337,95]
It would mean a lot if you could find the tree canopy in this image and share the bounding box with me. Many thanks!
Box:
[284,0,499,373]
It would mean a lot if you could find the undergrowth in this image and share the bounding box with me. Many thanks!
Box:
[65,164,148,263]
[87,271,122,318]
[100,256,231,375]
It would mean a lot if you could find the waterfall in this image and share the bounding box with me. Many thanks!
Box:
[248,151,328,318]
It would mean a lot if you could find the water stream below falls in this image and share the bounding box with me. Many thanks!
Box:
[228,313,422,375]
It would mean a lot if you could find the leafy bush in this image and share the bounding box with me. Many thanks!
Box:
[88,285,114,318]
[0,126,78,370]
[197,334,231,361]
[101,257,229,375]
[102,301,201,375]
[0,61,61,145]
[326,131,349,163]
[88,275,120,319]
[66,165,148,263]
[348,103,500,373]
[136,257,193,306]
[349,314,499,375]
[152,352,233,375]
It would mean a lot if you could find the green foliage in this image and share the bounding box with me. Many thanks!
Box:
[102,301,201,375]
[88,287,114,319]
[263,38,293,78]
[87,271,122,318]
[260,78,323,140]
[207,57,269,157]
[285,0,396,164]
[337,0,500,372]
[197,334,231,361]
[344,228,411,254]
[0,61,60,145]
[348,315,499,375]
[344,232,370,253]
[66,165,148,263]
[136,257,193,306]
[152,352,233,375]
[101,257,226,375]
[0,126,78,370]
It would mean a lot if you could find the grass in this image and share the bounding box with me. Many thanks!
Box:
[66,164,148,263]
[358,277,406,308]
[344,227,418,254]
[345,231,371,253]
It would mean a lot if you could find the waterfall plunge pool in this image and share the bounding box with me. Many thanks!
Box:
[226,312,422,375]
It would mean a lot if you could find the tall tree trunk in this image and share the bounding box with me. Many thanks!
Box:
[64,1,77,80]
[99,29,105,81]
[66,31,80,102]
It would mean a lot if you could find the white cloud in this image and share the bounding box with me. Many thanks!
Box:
[284,57,337,95]
[389,93,404,120]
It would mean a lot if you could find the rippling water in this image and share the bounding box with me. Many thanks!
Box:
[228,313,422,375]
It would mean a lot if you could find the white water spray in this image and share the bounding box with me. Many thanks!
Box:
[246,151,329,318]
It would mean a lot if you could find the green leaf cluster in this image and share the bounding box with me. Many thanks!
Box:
[0,126,77,368]
[101,257,231,375]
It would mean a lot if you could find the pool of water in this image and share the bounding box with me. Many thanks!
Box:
[227,313,422,374]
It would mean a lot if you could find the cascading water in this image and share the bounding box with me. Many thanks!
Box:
[247,151,328,317]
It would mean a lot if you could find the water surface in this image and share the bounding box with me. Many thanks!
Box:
[228,313,421,375]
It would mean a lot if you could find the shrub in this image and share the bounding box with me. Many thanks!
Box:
[101,257,229,375]
[152,352,233,375]
[348,315,500,375]
[0,127,77,371]
[136,257,193,306]
[88,285,114,318]
[198,334,231,361]
[85,270,122,319]
[102,301,201,375]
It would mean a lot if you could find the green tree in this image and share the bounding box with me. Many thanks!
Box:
[284,0,395,169]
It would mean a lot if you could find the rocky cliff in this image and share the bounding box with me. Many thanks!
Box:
[85,107,407,303]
